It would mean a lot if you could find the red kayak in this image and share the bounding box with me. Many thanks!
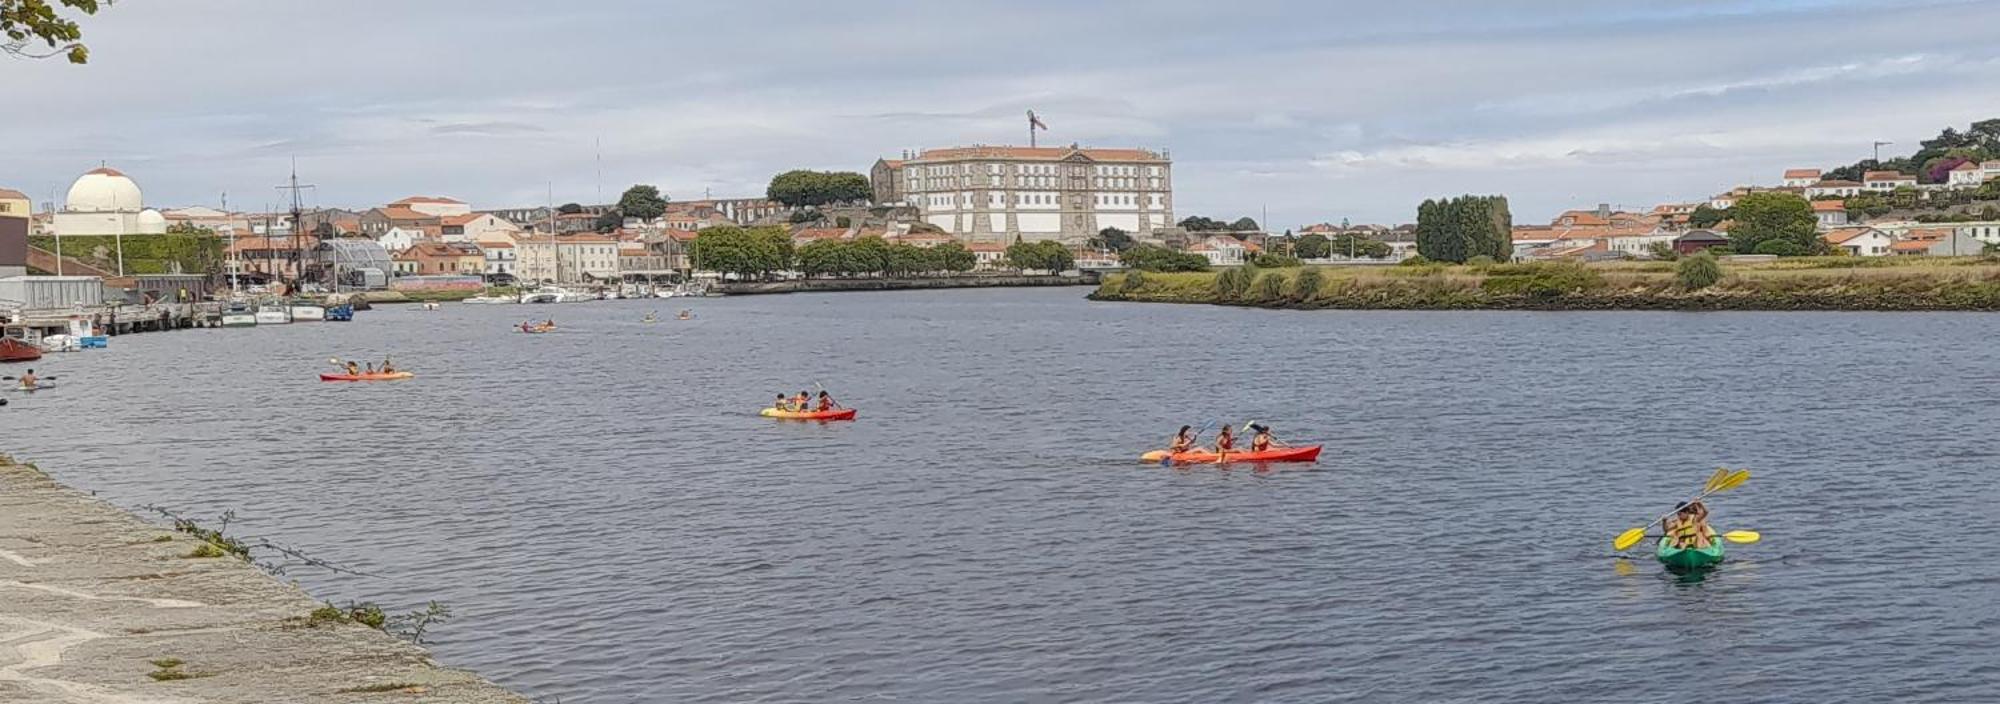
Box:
[319,372,414,382]
[761,407,857,421]
[1141,445,1322,464]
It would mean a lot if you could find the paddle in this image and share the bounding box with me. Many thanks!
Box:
[1643,530,1760,544]
[2,376,57,381]
[1613,469,1751,551]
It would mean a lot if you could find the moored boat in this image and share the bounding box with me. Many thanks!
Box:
[254,303,292,325]
[1141,445,1323,464]
[0,337,43,363]
[221,302,259,328]
[760,407,857,421]
[288,299,327,322]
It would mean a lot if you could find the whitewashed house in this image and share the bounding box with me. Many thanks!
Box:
[1823,227,1893,256]
[483,239,516,277]
[1812,200,1849,230]
[377,226,425,254]
[1189,236,1248,266]
[1782,169,1822,188]
[1956,221,2000,245]
[1862,171,1917,192]
[1806,180,1863,198]
[1948,162,1985,188]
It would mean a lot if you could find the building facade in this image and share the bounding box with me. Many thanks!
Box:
[516,234,620,283]
[878,144,1173,244]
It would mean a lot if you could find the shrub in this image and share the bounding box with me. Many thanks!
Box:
[1753,239,1807,256]
[1398,254,1432,267]
[1250,271,1288,302]
[1252,252,1302,268]
[1213,267,1256,300]
[1479,262,1604,298]
[1466,255,1497,267]
[1677,251,1722,290]
[1289,268,1325,302]
[1119,269,1147,293]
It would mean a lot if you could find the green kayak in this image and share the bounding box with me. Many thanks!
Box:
[1656,538,1725,572]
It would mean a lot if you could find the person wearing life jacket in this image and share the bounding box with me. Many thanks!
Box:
[381,358,395,374]
[775,393,792,412]
[792,390,811,411]
[1168,426,1196,454]
[1249,424,1275,452]
[1212,425,1235,457]
[1663,501,1716,549]
[346,361,360,376]
[816,390,838,412]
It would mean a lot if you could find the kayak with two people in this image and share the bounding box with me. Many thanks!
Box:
[1142,421,1322,464]
[1611,468,1761,573]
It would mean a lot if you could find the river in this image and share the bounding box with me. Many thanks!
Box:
[6,288,1998,703]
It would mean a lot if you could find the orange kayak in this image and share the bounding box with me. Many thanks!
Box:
[761,408,856,421]
[1140,445,1322,464]
[319,372,414,382]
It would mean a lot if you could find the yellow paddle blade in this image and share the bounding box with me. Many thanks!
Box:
[1703,467,1729,493]
[1613,527,1647,551]
[1721,530,1760,544]
[1712,469,1751,493]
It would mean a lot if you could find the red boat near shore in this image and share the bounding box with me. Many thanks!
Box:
[0,338,42,364]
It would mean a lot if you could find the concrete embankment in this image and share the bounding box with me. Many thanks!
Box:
[0,457,530,704]
[719,273,1096,295]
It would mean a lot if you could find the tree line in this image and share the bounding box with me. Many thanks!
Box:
[1415,195,1512,263]
[689,226,986,278]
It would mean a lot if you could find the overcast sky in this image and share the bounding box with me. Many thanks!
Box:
[6,0,1999,227]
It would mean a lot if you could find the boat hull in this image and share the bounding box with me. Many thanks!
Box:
[0,338,43,363]
[288,306,326,322]
[760,408,857,421]
[1656,539,1725,572]
[221,314,258,328]
[1141,445,1323,464]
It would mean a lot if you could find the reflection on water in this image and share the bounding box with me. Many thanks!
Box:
[8,292,2000,702]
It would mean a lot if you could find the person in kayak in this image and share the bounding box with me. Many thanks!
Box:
[18,369,36,389]
[381,358,396,374]
[364,362,376,374]
[345,361,360,376]
[793,390,811,411]
[816,390,838,412]
[1168,426,1196,454]
[1211,425,1236,457]
[1249,424,1276,452]
[1664,501,1716,549]
[774,393,792,411]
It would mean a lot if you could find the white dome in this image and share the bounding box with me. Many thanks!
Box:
[65,167,143,212]
[137,209,168,234]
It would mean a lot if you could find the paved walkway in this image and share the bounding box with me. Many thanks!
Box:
[0,458,530,703]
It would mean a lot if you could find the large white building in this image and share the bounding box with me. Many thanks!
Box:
[53,167,168,236]
[873,144,1173,244]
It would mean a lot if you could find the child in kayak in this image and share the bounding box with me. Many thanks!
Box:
[816,390,838,412]
[1664,501,1715,549]
[381,358,396,374]
[775,394,792,411]
[794,390,811,411]
[1168,425,1196,454]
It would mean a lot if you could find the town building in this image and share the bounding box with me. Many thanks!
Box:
[967,241,1007,270]
[1671,230,1730,255]
[1890,227,1985,256]
[361,206,440,237]
[1823,227,1892,256]
[1955,221,2000,245]
[1948,162,1985,187]
[51,167,168,236]
[877,144,1173,244]
[1812,200,1849,230]
[0,187,27,278]
[440,213,521,245]
[1189,235,1251,265]
[516,233,620,283]
[1781,169,1822,188]
[389,196,471,218]
[1805,180,1863,199]
[377,226,427,254]
[481,240,516,279]
[1862,171,1917,192]
[397,241,486,275]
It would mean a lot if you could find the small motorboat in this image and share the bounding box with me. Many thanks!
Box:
[288,299,327,323]
[0,337,44,363]
[324,304,355,322]
[254,303,292,325]
[221,302,258,328]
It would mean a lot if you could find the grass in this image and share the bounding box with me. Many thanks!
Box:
[1090,256,2000,311]
[146,657,212,682]
[183,542,228,559]
[338,682,427,693]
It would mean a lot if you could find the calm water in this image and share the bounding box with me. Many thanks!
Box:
[7,289,2000,703]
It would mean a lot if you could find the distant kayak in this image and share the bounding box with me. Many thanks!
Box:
[760,407,857,421]
[1140,445,1322,464]
[7,383,55,392]
[319,372,414,382]
[1656,539,1724,572]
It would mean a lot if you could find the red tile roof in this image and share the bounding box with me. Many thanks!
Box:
[1783,169,1821,180]
[1823,227,1882,245]
[1811,200,1846,212]
[440,214,481,226]
[1951,161,1981,171]
[1863,171,1912,182]
[0,188,28,200]
[1811,179,1862,187]
[792,228,847,241]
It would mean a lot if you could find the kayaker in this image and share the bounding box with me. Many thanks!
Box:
[1212,425,1235,457]
[1664,501,1716,549]
[381,358,396,374]
[775,394,792,412]
[345,361,360,376]
[816,390,838,412]
[365,362,376,374]
[793,390,811,411]
[18,369,36,389]
[1249,424,1275,452]
[1168,425,1196,454]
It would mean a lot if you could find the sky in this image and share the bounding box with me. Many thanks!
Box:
[5,0,2000,228]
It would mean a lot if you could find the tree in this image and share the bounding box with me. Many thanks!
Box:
[616,185,668,221]
[1118,244,1209,272]
[690,226,795,278]
[1177,216,1230,232]
[1329,233,1391,259]
[2,0,102,64]
[767,170,871,208]
[1726,192,1819,255]
[1228,217,1260,232]
[593,210,623,233]
[1415,194,1511,263]
[1688,204,1729,229]
[1676,251,1721,290]
[1005,240,1073,273]
[1294,234,1331,258]
[931,242,976,273]
[1097,227,1134,252]
[1646,241,1679,261]
[557,203,584,215]
[1252,252,1301,268]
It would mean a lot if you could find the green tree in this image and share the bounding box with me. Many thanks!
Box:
[1178,216,1229,232]
[2,0,102,64]
[1097,227,1134,252]
[1329,233,1392,259]
[616,185,668,221]
[1415,195,1511,263]
[691,226,794,278]
[1726,192,1818,255]
[1252,252,1301,268]
[796,239,842,278]
[1294,233,1331,258]
[1688,204,1729,228]
[593,210,623,233]
[847,236,892,275]
[767,170,871,208]
[886,243,932,276]
[1118,244,1210,272]
[1646,241,1679,261]
[931,242,976,273]
[1229,217,1260,232]
[1005,240,1072,273]
[557,203,584,215]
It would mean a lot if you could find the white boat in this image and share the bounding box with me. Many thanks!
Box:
[288,300,326,322]
[40,335,79,352]
[222,302,258,328]
[519,286,575,304]
[254,303,292,325]
[462,295,515,305]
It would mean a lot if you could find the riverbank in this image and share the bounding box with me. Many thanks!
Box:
[1089,257,2000,310]
[719,273,1094,296]
[0,456,529,704]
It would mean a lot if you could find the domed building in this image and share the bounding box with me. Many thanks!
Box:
[52,166,169,236]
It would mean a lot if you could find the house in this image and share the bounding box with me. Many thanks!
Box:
[1954,221,2000,245]
[440,213,522,245]
[1671,230,1730,255]
[1605,228,1678,258]
[967,241,1008,270]
[399,241,486,275]
[1862,171,1917,192]
[1947,161,1986,188]
[1823,227,1892,256]
[481,239,516,278]
[1805,180,1864,199]
[1890,227,1985,256]
[659,206,732,232]
[377,226,427,254]
[1782,169,1822,188]
[1984,161,2000,182]
[361,206,440,237]
[1710,191,1742,209]
[1189,235,1248,266]
[1811,200,1849,229]
[516,233,620,283]
[887,231,957,248]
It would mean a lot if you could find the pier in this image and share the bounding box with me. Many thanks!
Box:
[0,457,530,703]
